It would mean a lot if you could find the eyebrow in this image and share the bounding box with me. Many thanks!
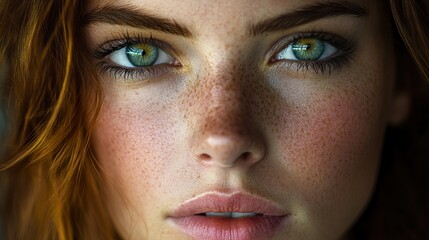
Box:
[83,1,367,38]
[83,4,193,37]
[250,1,368,36]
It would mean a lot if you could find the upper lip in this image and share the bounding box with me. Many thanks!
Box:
[169,191,287,218]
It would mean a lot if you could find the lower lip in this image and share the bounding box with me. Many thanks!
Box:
[170,215,286,240]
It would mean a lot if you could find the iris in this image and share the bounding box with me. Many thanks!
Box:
[126,44,159,67]
[291,39,325,61]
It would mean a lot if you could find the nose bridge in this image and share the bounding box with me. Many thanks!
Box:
[186,62,266,169]
[200,67,248,133]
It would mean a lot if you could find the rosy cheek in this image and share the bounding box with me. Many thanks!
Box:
[91,93,179,210]
[287,94,373,167]
[270,84,385,222]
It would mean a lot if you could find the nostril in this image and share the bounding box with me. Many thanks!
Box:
[194,134,266,168]
[241,152,251,160]
[199,152,254,166]
[239,152,257,163]
[199,153,211,161]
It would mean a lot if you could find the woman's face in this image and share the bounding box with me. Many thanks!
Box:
[87,0,404,239]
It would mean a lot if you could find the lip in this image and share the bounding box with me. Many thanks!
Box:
[168,191,288,240]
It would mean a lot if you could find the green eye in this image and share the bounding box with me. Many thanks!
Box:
[276,38,338,62]
[126,44,159,67]
[291,39,325,60]
[108,41,175,70]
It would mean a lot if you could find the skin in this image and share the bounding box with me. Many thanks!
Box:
[87,0,409,239]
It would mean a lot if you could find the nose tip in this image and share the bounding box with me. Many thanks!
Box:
[195,131,266,168]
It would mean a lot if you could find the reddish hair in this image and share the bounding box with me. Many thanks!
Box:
[0,0,116,239]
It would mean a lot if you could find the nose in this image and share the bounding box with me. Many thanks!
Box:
[188,70,266,169]
[195,131,266,168]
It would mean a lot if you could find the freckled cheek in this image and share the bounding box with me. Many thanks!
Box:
[91,100,180,207]
[268,92,385,235]
[275,93,383,197]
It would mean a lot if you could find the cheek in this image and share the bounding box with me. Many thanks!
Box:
[285,91,379,169]
[91,92,180,221]
[285,93,382,188]
[267,77,387,236]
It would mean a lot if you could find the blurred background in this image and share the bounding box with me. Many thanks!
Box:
[0,64,6,151]
[0,64,6,239]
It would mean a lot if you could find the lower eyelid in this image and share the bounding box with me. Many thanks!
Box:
[273,53,354,76]
[97,63,170,82]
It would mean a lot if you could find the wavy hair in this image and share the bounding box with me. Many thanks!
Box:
[0,0,428,239]
[0,0,116,239]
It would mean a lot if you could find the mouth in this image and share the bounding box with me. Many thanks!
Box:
[168,192,288,240]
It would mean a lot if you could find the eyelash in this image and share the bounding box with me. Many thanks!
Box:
[92,31,357,80]
[92,32,179,80]
[270,32,357,75]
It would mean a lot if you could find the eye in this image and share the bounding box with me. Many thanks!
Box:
[276,38,338,61]
[108,43,175,68]
[269,33,357,75]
